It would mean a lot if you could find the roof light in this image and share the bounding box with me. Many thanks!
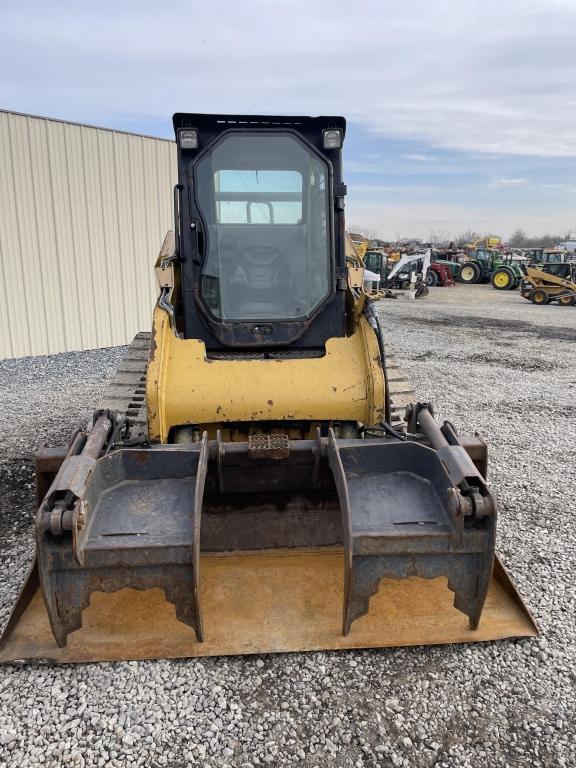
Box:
[178,129,198,149]
[322,129,342,150]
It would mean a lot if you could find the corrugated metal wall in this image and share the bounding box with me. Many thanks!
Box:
[0,110,177,359]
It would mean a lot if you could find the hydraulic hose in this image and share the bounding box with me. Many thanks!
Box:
[363,301,406,440]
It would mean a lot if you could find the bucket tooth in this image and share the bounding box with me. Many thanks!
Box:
[327,432,495,635]
[37,436,208,647]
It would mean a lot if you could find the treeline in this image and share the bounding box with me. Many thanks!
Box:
[506,229,574,248]
[451,229,574,248]
[350,225,575,248]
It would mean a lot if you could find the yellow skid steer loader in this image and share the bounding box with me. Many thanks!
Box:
[521,263,576,306]
[0,114,536,663]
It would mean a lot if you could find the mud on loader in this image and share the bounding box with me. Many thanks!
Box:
[0,114,536,662]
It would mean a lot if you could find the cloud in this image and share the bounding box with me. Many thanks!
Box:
[1,0,576,157]
[541,183,576,194]
[403,154,437,162]
[489,178,529,188]
[349,183,435,198]
[2,0,576,237]
[348,184,397,195]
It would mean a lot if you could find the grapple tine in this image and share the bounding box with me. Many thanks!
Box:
[35,429,209,647]
[327,421,496,636]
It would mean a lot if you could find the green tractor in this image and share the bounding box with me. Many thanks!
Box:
[490,259,525,290]
[490,249,571,290]
[524,248,571,266]
[458,248,524,290]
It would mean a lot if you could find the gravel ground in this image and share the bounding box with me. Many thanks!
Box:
[0,284,575,768]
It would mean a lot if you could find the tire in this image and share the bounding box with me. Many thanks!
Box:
[491,267,515,290]
[529,288,550,305]
[559,294,576,306]
[399,279,411,290]
[459,262,481,284]
[425,270,438,287]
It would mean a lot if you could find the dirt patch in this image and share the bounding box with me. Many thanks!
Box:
[407,349,560,372]
[463,353,561,372]
[406,314,576,343]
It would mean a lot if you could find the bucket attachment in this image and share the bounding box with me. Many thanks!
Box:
[327,434,495,635]
[0,405,534,663]
[36,416,208,647]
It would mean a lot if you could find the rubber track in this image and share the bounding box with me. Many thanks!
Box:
[95,332,150,441]
[96,333,416,439]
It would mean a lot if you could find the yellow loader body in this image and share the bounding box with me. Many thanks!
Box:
[147,306,384,442]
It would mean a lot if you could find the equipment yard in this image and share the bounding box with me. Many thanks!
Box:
[0,283,574,768]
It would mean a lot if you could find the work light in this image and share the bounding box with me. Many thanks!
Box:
[322,129,342,149]
[178,129,198,149]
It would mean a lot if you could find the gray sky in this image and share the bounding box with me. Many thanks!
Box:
[2,0,575,239]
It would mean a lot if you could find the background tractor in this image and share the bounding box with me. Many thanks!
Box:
[425,261,455,287]
[459,248,523,288]
[490,258,526,291]
[426,252,462,286]
[491,249,572,291]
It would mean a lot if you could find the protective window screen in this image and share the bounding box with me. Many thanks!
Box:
[195,133,331,321]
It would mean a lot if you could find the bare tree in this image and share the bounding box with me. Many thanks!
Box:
[428,230,452,247]
[347,224,382,242]
[348,224,574,249]
[508,229,528,247]
[454,229,480,246]
[508,229,575,248]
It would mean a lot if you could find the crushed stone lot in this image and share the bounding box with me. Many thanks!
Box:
[0,283,575,768]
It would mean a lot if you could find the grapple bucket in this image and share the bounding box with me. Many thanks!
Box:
[0,411,536,663]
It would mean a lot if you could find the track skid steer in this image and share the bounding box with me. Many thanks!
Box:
[0,113,535,662]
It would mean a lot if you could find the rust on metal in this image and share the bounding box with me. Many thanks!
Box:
[0,552,538,664]
[35,415,208,647]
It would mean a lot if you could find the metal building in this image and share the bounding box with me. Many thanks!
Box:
[0,109,177,360]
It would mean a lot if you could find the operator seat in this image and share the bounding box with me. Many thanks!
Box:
[225,245,296,318]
